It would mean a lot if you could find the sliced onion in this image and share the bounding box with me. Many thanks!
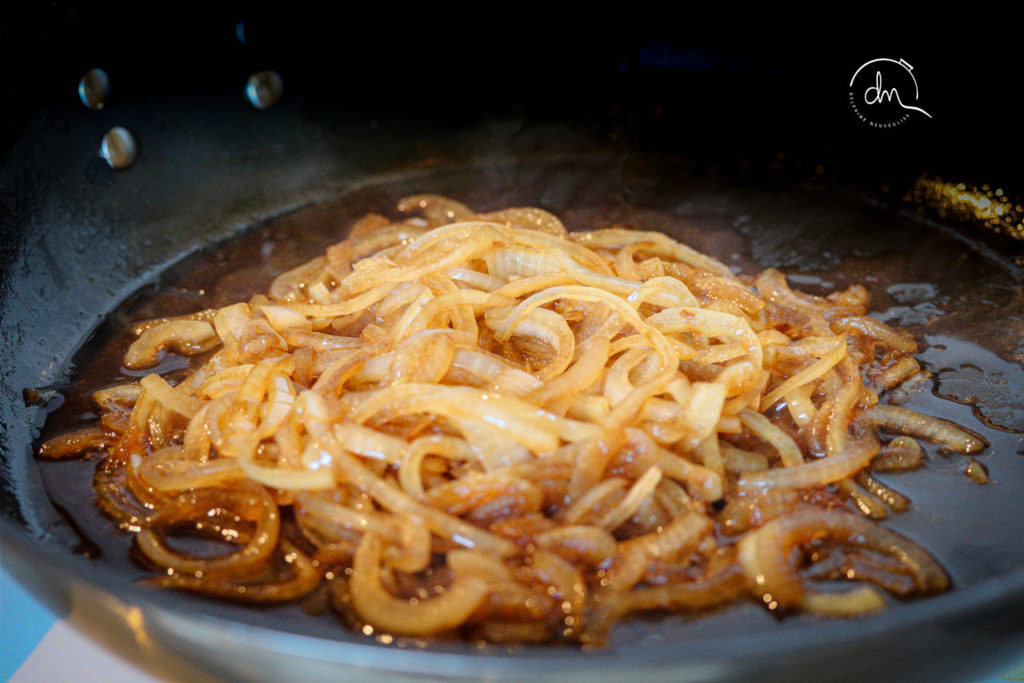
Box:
[125,320,218,369]
[864,404,986,453]
[350,532,488,636]
[738,435,880,491]
[737,507,947,609]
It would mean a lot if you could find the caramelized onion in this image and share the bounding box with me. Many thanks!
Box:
[738,436,880,491]
[865,404,987,453]
[44,196,979,644]
[350,532,488,636]
[737,508,948,610]
[124,320,218,369]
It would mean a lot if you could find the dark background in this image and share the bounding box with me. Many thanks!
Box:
[3,7,1022,195]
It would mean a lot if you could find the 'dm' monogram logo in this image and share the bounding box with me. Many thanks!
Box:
[848,58,932,128]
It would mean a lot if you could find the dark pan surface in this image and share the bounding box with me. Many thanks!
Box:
[3,24,1024,681]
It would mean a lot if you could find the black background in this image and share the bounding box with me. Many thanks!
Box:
[3,7,1023,195]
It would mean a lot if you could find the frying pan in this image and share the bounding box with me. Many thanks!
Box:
[2,13,1024,682]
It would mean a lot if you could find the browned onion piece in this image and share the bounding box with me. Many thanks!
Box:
[872,436,925,472]
[130,309,219,337]
[149,539,321,603]
[964,458,989,484]
[39,426,115,459]
[397,194,475,224]
[830,316,917,354]
[856,471,911,513]
[94,451,154,530]
[91,383,143,411]
[124,320,219,369]
[864,404,986,453]
[476,207,568,238]
[871,356,921,392]
[135,483,279,580]
[350,532,488,636]
[754,268,834,315]
[801,586,886,616]
[737,508,948,610]
[583,565,746,645]
[737,436,880,491]
[836,478,889,519]
[534,525,618,568]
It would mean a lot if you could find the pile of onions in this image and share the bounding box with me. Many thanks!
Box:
[42,195,986,645]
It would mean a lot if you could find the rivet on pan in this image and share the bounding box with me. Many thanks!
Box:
[246,70,283,109]
[79,68,111,110]
[100,127,137,169]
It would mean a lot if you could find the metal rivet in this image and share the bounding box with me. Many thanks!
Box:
[100,127,137,169]
[246,70,283,109]
[79,68,111,110]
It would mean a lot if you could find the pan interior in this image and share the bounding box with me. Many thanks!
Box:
[19,156,1024,657]
[2,152,1024,683]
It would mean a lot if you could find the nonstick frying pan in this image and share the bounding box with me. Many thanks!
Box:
[3,14,1024,682]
